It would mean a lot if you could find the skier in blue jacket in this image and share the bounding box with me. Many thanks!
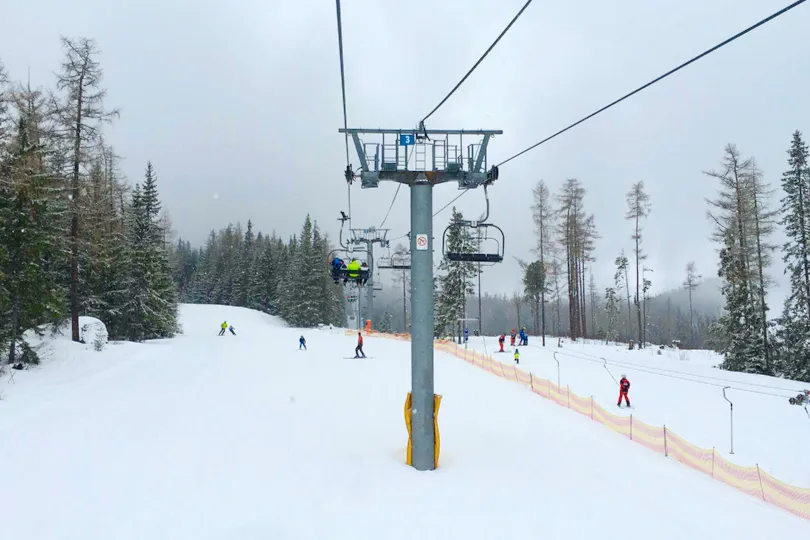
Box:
[299,336,307,350]
[519,327,528,346]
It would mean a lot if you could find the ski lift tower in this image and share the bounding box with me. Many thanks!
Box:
[349,227,389,329]
[339,127,502,471]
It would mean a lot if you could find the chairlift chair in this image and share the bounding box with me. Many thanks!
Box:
[441,184,505,264]
[377,251,411,271]
[327,248,372,286]
[442,222,504,264]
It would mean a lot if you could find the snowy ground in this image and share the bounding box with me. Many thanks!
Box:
[0,306,806,539]
[462,334,810,486]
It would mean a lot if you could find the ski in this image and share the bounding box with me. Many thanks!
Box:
[343,356,373,359]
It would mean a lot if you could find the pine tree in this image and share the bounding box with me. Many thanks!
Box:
[379,311,393,333]
[0,87,67,363]
[776,131,810,379]
[234,220,253,307]
[532,179,555,345]
[521,260,546,339]
[716,229,767,373]
[435,208,476,337]
[556,179,593,339]
[54,37,119,342]
[626,181,651,348]
[614,252,631,341]
[604,287,621,343]
[0,59,10,150]
[683,262,702,347]
[642,269,652,345]
[707,145,769,374]
[119,163,178,340]
[280,216,322,327]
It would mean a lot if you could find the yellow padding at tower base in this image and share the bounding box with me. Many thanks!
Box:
[404,392,442,468]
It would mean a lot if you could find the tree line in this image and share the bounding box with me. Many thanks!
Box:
[171,216,346,329]
[427,190,718,347]
[0,38,178,365]
[515,131,810,381]
[707,134,810,381]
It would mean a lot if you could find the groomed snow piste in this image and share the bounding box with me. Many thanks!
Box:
[465,333,810,486]
[0,305,805,539]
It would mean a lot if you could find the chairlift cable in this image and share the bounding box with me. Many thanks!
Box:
[496,0,808,168]
[334,0,353,230]
[420,0,534,126]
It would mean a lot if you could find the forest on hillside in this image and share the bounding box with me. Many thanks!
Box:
[170,217,346,329]
[0,39,177,365]
[371,272,721,348]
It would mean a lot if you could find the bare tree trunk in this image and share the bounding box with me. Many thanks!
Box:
[688,289,694,346]
[624,266,632,343]
[69,75,85,342]
[577,254,588,339]
[540,282,546,346]
[634,215,642,348]
[642,289,647,345]
[8,253,21,364]
[751,188,771,372]
[797,179,810,323]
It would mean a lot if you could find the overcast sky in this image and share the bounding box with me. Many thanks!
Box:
[1,0,809,303]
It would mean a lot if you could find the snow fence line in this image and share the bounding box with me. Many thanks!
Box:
[350,329,810,522]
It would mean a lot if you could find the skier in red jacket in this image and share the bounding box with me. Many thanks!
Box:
[498,334,506,352]
[354,332,366,358]
[617,374,631,407]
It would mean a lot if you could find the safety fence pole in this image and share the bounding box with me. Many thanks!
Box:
[757,465,765,501]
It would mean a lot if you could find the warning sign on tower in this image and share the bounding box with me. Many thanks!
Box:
[415,234,428,251]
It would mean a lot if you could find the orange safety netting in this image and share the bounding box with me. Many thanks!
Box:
[352,329,810,521]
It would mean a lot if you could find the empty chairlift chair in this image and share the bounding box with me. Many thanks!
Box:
[442,222,505,264]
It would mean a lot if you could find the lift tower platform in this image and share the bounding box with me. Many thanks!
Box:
[340,127,502,472]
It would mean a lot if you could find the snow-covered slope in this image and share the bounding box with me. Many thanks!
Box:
[0,306,804,539]
[465,334,810,486]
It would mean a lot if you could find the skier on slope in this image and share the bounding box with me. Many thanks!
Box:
[354,332,366,358]
[617,374,631,408]
[219,321,228,336]
[299,336,307,350]
[510,329,516,347]
[464,327,469,343]
[228,324,236,336]
[519,327,528,346]
[514,348,520,364]
[498,333,506,352]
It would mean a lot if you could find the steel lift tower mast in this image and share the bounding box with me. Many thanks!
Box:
[340,127,501,471]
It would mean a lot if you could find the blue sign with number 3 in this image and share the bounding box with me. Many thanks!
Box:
[399,134,415,146]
